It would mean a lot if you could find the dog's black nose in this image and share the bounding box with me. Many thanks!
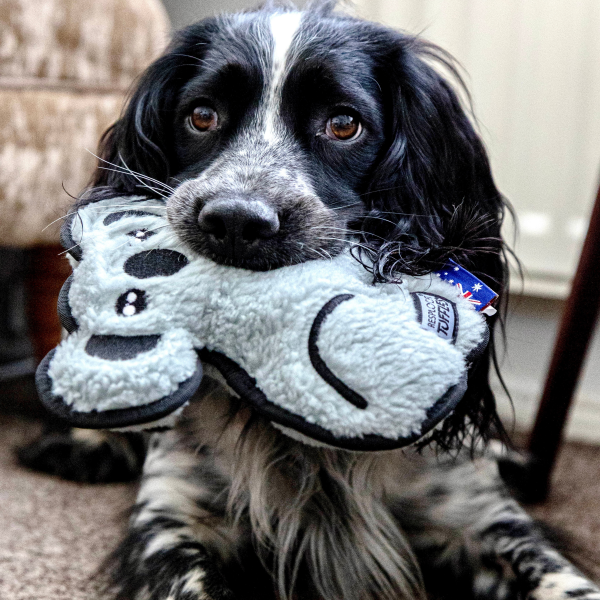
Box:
[198,198,280,262]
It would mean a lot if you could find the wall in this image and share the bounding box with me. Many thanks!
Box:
[353,0,600,299]
[161,0,253,29]
[494,296,600,444]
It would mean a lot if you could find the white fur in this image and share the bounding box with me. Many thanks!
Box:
[264,12,302,142]
[533,572,600,600]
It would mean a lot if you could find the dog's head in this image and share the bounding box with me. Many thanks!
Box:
[88,2,509,449]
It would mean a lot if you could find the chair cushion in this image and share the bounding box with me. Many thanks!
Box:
[0,0,170,247]
[0,0,169,89]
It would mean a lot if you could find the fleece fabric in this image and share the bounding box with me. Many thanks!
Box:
[36,197,489,450]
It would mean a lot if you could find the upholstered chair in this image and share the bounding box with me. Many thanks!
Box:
[0,0,170,361]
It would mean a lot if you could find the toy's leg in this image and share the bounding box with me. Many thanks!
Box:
[108,429,270,600]
[18,425,146,482]
[393,455,600,600]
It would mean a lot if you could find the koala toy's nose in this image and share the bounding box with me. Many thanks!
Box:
[198,198,280,262]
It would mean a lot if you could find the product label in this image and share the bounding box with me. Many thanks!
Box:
[412,292,458,343]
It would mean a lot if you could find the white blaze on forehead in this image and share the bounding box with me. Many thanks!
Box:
[264,11,303,142]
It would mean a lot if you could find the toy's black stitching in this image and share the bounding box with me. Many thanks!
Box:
[124,250,189,279]
[85,334,161,360]
[103,211,161,226]
[35,349,202,429]
[308,294,368,410]
[199,348,466,451]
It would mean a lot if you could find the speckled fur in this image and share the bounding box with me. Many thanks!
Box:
[106,379,600,600]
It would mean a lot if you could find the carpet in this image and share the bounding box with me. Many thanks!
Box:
[1,415,598,599]
[0,415,136,600]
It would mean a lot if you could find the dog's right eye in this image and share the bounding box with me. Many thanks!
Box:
[189,106,218,132]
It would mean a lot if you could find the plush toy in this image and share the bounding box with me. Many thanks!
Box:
[36,197,497,451]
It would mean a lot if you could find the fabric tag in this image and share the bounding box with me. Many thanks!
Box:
[411,292,458,343]
[435,260,498,315]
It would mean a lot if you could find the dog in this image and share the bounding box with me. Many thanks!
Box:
[20,3,600,599]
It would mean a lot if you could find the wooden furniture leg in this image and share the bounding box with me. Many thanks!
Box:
[500,179,600,502]
[25,245,72,363]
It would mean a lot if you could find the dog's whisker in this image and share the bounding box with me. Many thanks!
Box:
[88,152,175,192]
[296,242,329,261]
[171,54,221,76]
[88,151,176,195]
[310,225,388,242]
[314,236,374,254]
[41,210,80,232]
[366,210,430,218]
[117,154,175,198]
[96,168,170,200]
[79,203,167,211]
[42,201,168,232]
[326,201,364,211]
[111,154,177,193]
[358,185,406,198]
[361,215,402,228]
[57,241,82,256]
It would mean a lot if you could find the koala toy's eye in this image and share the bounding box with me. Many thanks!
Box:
[325,114,362,141]
[190,106,218,132]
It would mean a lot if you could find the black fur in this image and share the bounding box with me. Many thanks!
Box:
[18,425,146,483]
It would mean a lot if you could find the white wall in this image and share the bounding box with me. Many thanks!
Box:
[493,296,600,444]
[354,0,600,299]
[161,0,254,30]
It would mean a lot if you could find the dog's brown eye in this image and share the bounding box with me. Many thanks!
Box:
[326,114,361,141]
[190,106,218,132]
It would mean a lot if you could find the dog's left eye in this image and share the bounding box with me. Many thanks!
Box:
[189,106,218,132]
[325,114,362,141]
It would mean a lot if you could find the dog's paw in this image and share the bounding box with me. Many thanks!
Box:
[113,567,237,600]
[17,428,146,483]
[527,572,600,600]
[161,568,236,600]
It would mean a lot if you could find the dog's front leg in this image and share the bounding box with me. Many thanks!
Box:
[108,430,253,600]
[393,454,600,600]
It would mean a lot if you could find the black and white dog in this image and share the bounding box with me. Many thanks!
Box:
[21,3,600,599]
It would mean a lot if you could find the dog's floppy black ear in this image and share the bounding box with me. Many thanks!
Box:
[362,34,505,287]
[359,33,510,450]
[89,22,217,196]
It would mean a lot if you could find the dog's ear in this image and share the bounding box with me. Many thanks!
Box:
[362,35,506,290]
[360,33,511,449]
[88,23,216,196]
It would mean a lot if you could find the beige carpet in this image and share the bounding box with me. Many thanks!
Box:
[527,440,600,581]
[0,415,136,600]
[1,415,598,599]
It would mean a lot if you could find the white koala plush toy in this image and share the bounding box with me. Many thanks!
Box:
[36,197,495,451]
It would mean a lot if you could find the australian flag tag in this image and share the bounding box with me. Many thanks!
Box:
[435,260,498,316]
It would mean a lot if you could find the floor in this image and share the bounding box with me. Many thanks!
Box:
[1,414,598,600]
[0,415,136,600]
